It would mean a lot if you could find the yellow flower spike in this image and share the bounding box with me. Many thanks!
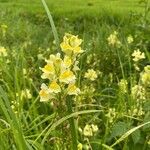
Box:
[49,81,61,93]
[59,70,76,84]
[67,83,80,95]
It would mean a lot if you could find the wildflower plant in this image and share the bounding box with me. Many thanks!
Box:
[39,33,83,149]
[39,33,82,102]
[107,31,121,47]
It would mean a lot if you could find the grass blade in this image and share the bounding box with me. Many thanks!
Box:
[41,109,102,145]
[41,0,60,50]
[111,121,150,148]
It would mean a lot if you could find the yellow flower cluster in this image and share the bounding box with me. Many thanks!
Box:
[83,124,98,137]
[107,31,121,47]
[60,33,84,56]
[118,79,128,94]
[127,35,134,44]
[131,85,146,101]
[84,69,98,81]
[132,49,145,62]
[105,108,117,123]
[39,33,83,102]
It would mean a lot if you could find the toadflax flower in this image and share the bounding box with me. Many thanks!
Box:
[60,33,84,56]
[127,35,133,44]
[84,69,98,81]
[59,70,76,84]
[77,143,83,150]
[67,83,80,95]
[91,124,98,132]
[83,124,98,137]
[39,83,52,102]
[107,31,121,47]
[131,85,146,100]
[132,49,145,62]
[118,79,128,93]
[39,33,82,102]
[49,81,61,93]
[83,124,93,137]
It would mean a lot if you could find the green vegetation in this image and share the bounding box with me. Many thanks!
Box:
[0,0,150,149]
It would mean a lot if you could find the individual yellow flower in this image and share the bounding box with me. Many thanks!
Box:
[132,49,145,62]
[91,124,98,133]
[51,53,62,65]
[133,64,140,71]
[62,55,72,69]
[21,89,32,99]
[46,53,62,70]
[84,69,98,81]
[83,124,93,137]
[60,33,83,56]
[49,81,61,93]
[39,83,51,102]
[0,46,7,57]
[73,61,80,72]
[40,63,55,79]
[67,83,80,95]
[59,70,76,84]
[77,143,83,150]
[127,35,134,44]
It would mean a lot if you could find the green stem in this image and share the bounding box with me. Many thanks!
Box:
[66,96,78,150]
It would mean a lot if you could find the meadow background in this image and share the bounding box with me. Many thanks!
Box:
[0,0,150,150]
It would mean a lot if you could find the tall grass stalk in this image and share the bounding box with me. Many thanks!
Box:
[41,0,60,50]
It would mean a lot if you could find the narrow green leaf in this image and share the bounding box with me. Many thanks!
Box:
[111,121,150,148]
[41,0,60,50]
[34,109,102,144]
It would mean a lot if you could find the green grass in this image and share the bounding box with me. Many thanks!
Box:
[0,0,150,149]
[0,0,148,19]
